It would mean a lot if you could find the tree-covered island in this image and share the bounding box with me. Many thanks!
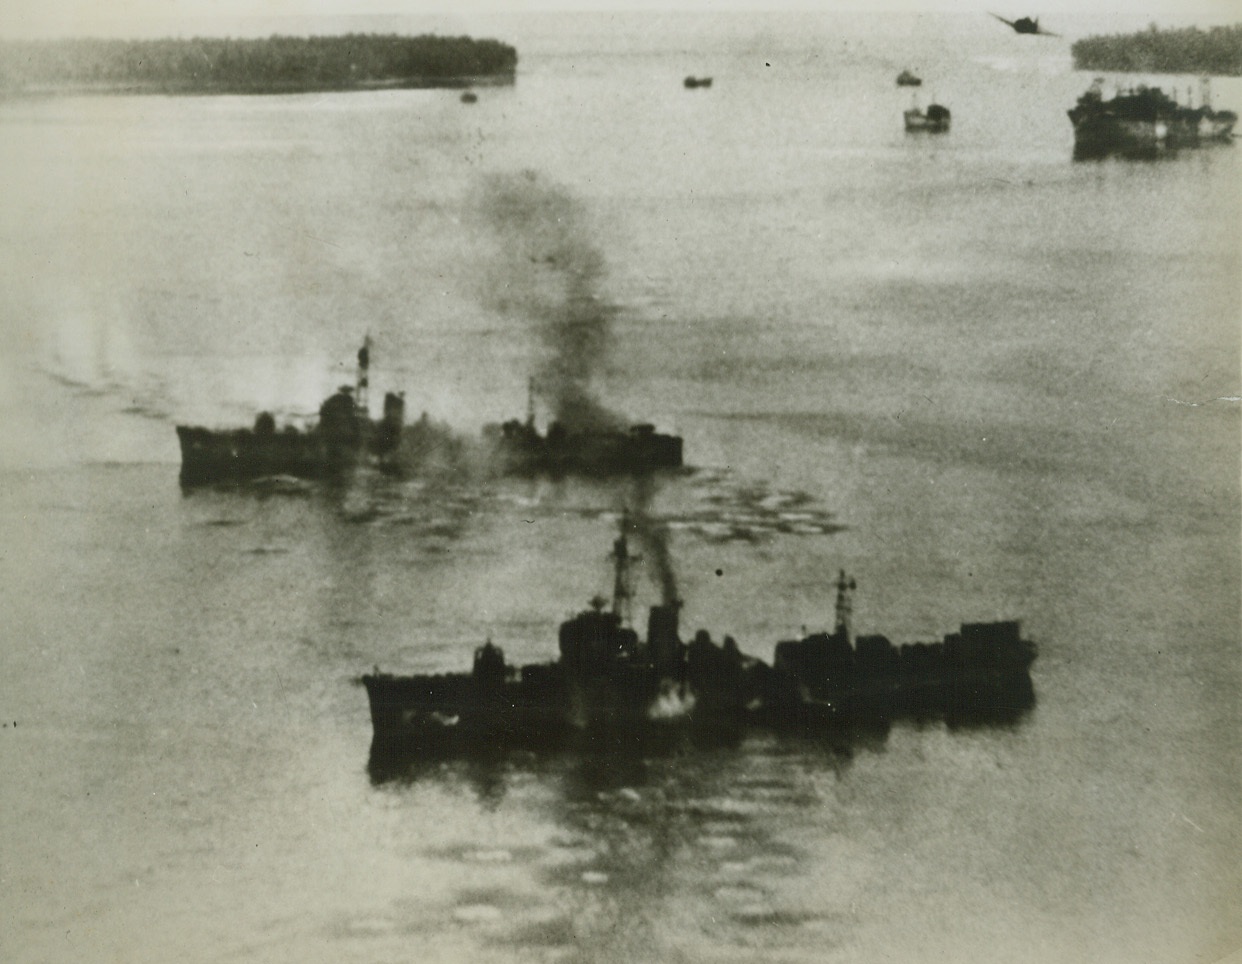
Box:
[1072,23,1242,76]
[0,33,518,95]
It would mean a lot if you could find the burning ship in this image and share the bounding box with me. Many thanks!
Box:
[362,518,755,760]
[1069,77,1237,159]
[360,520,1038,763]
[176,343,682,486]
[482,380,683,477]
[175,338,416,486]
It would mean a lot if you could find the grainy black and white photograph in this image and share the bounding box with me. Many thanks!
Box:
[1,0,1239,961]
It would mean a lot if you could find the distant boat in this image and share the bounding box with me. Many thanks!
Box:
[896,70,922,87]
[683,76,713,89]
[988,13,1059,37]
[904,102,951,133]
[1068,77,1237,159]
[460,91,478,103]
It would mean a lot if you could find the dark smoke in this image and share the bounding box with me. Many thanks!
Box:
[471,171,624,433]
[625,475,678,606]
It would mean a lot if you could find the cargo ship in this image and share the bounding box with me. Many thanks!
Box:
[360,521,1037,763]
[1069,78,1237,158]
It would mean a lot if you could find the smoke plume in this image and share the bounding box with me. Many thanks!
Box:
[470,171,624,432]
[625,474,678,607]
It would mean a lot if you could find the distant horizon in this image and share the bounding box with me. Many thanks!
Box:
[3,2,1240,42]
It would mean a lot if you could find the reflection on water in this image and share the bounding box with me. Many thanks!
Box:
[364,707,1043,790]
[362,726,959,958]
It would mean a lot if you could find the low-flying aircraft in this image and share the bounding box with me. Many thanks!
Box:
[988,13,1060,37]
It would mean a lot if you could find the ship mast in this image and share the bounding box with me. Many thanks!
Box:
[526,376,536,428]
[834,570,856,646]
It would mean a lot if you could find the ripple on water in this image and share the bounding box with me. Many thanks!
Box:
[464,848,514,863]
[452,904,503,923]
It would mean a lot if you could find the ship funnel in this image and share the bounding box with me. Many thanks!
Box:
[356,334,372,414]
[610,510,639,624]
[647,601,682,677]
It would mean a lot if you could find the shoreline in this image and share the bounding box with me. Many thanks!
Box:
[0,73,515,97]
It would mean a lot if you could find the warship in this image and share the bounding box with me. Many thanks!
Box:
[360,520,1037,761]
[362,519,756,758]
[176,345,682,485]
[766,572,1037,729]
[481,381,683,478]
[1069,78,1237,158]
[175,338,412,486]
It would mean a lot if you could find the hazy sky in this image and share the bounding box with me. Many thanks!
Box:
[2,0,1238,38]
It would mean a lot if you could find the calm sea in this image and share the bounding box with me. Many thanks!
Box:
[1,12,1239,964]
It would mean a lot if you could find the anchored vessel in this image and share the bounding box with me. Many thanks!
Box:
[904,101,951,133]
[361,523,1037,761]
[175,338,414,486]
[896,70,922,87]
[1069,78,1237,158]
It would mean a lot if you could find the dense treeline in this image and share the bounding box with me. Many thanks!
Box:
[1072,23,1242,76]
[0,33,518,93]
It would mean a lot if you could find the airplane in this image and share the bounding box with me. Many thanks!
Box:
[988,13,1060,37]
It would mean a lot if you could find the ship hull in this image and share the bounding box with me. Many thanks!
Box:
[1068,89,1236,159]
[176,425,354,485]
[904,110,950,133]
[362,638,1036,763]
[361,667,710,763]
[484,422,684,478]
[764,667,1035,730]
[176,374,413,486]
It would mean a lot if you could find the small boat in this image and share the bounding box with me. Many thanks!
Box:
[459,91,478,104]
[896,70,922,87]
[683,76,713,89]
[904,102,951,133]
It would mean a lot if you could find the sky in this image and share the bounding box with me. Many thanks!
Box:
[0,0,1238,38]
